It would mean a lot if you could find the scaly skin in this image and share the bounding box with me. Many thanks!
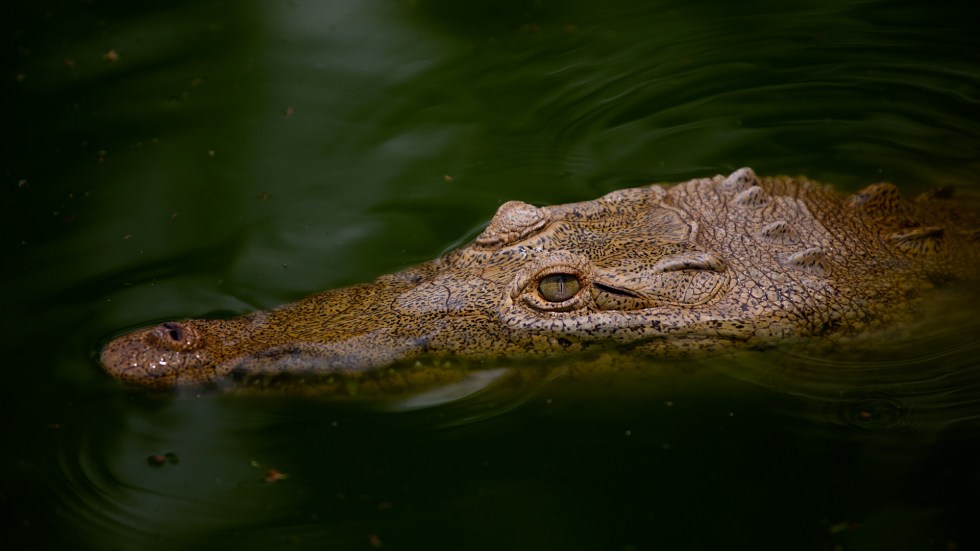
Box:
[100,168,980,390]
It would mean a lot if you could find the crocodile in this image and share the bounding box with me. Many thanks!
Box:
[100,168,980,392]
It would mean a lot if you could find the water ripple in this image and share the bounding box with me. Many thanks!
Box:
[716,326,980,435]
[336,4,980,191]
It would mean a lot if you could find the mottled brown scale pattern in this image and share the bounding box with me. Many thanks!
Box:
[100,168,980,391]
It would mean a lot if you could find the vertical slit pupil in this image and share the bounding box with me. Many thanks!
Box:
[538,273,580,302]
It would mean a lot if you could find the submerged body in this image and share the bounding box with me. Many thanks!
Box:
[101,168,980,390]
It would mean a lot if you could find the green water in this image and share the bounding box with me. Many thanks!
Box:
[4,0,980,549]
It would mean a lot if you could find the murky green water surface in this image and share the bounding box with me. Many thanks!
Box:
[4,1,980,549]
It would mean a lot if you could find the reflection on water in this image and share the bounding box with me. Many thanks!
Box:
[48,291,980,548]
[50,331,980,549]
[774,342,980,433]
[5,0,980,549]
[714,286,980,435]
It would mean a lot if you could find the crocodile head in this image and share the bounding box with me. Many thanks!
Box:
[101,168,980,389]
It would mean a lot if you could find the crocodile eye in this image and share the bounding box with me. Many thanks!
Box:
[538,273,580,302]
[510,251,592,313]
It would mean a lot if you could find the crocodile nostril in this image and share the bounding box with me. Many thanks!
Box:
[149,321,202,351]
[162,322,184,342]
